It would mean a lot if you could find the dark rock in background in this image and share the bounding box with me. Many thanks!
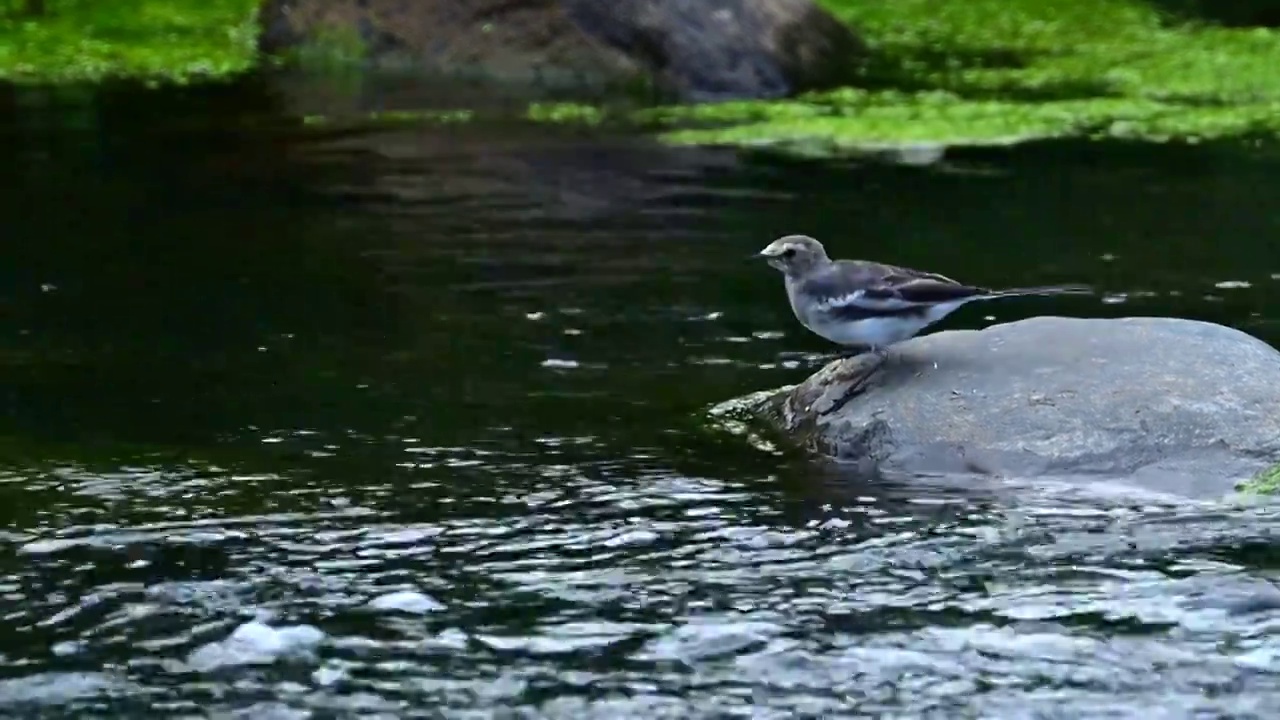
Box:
[256,0,866,102]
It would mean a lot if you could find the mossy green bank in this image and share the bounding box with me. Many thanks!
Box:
[4,0,1280,151]
[0,0,258,83]
[565,0,1280,152]
[1238,462,1280,495]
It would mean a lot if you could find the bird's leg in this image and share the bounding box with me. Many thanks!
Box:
[821,346,889,416]
[857,346,890,370]
[829,345,889,371]
[870,346,888,364]
[816,346,864,368]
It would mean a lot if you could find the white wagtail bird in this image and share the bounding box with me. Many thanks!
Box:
[756,234,1093,360]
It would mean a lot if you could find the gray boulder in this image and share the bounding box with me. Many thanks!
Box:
[760,316,1280,499]
[256,0,866,102]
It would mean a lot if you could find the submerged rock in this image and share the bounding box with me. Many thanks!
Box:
[256,0,866,102]
[758,316,1280,499]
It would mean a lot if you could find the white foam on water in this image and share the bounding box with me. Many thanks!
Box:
[0,672,133,705]
[185,620,325,673]
[365,590,447,614]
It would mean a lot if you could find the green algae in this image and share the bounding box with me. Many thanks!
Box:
[300,107,475,128]
[526,102,607,126]
[0,0,259,84]
[1237,463,1280,495]
[520,0,1280,153]
[653,0,1280,153]
[295,101,609,132]
[824,0,1280,102]
[653,90,1280,153]
[702,388,795,457]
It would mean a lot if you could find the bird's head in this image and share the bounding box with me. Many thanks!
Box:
[755,234,830,276]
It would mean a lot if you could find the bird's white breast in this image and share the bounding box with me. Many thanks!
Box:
[802,299,971,348]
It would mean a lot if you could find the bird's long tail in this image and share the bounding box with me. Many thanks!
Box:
[985,284,1094,299]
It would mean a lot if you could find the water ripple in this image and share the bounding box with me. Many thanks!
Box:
[6,462,1276,716]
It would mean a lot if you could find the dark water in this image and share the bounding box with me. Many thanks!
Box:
[2,77,1280,718]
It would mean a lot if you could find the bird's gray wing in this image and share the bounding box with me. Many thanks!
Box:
[802,261,990,320]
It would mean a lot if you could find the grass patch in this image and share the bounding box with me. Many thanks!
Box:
[0,0,259,83]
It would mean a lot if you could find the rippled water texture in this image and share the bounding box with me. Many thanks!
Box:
[1,79,1280,717]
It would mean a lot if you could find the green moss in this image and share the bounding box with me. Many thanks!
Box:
[0,0,259,83]
[653,90,1280,152]
[650,0,1280,152]
[530,0,1280,154]
[526,102,606,125]
[301,107,475,128]
[1237,463,1280,495]
[824,0,1280,100]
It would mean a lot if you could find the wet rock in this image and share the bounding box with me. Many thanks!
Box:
[759,317,1280,498]
[256,0,866,102]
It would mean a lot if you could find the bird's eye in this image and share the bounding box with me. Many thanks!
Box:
[780,248,796,258]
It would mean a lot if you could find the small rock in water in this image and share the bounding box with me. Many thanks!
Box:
[366,590,446,614]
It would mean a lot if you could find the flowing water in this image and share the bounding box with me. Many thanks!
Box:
[2,77,1280,718]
